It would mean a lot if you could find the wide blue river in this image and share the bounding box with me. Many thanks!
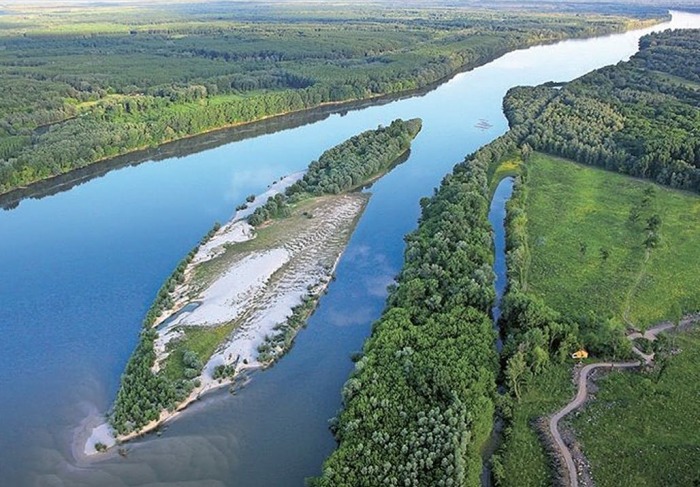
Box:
[1,12,698,486]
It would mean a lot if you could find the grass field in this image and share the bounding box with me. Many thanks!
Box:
[489,152,524,196]
[571,330,700,487]
[495,365,573,487]
[524,152,700,328]
[163,322,236,382]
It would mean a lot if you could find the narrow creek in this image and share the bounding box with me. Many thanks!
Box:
[481,176,516,486]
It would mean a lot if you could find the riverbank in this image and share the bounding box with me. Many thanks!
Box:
[0,13,665,203]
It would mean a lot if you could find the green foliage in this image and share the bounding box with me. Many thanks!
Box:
[109,222,220,435]
[0,3,652,194]
[249,118,421,226]
[504,29,700,193]
[313,135,525,486]
[514,153,700,329]
[110,327,178,435]
[212,363,236,381]
[492,365,573,487]
[161,322,236,383]
[572,331,700,487]
[258,294,318,364]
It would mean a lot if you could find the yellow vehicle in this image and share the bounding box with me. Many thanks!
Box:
[571,349,589,360]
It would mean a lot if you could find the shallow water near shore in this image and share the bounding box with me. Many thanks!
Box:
[1,11,700,487]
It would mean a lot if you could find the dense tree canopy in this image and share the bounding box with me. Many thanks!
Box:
[504,29,700,192]
[313,134,523,486]
[0,2,660,194]
[248,118,422,225]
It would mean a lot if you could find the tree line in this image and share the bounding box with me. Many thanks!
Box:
[110,223,219,436]
[248,118,422,226]
[312,133,524,486]
[503,29,700,194]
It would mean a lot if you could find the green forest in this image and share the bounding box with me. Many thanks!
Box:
[312,133,524,486]
[248,118,421,225]
[504,29,700,193]
[0,2,660,194]
[110,119,420,436]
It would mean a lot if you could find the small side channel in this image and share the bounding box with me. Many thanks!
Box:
[481,176,515,487]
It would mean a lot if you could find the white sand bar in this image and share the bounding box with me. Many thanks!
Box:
[89,177,368,449]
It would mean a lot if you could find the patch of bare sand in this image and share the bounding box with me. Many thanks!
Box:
[88,191,369,449]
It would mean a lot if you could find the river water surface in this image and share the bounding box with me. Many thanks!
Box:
[1,11,699,487]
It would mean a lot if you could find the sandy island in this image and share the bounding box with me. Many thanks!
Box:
[84,172,369,454]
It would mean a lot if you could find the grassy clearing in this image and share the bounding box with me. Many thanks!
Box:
[162,322,236,382]
[495,365,573,487]
[571,330,700,487]
[524,152,700,328]
[489,152,524,196]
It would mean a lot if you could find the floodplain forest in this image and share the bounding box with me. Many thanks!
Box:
[0,3,661,194]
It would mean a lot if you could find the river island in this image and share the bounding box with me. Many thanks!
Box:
[84,118,422,453]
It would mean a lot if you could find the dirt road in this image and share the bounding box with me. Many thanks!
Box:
[548,321,678,486]
[548,361,639,487]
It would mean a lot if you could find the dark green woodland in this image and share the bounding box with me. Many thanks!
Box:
[0,2,657,194]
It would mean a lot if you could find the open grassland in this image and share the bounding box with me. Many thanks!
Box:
[494,365,573,487]
[162,322,236,382]
[571,330,700,487]
[524,152,700,328]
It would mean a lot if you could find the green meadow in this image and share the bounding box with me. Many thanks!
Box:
[524,152,700,328]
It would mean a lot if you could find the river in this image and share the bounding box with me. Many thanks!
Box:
[1,11,699,487]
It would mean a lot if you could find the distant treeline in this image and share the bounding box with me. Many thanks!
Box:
[248,118,422,225]
[504,29,700,193]
[0,5,659,194]
[311,134,531,486]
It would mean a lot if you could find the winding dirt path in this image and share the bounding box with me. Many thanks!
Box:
[549,321,677,486]
[549,361,639,487]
